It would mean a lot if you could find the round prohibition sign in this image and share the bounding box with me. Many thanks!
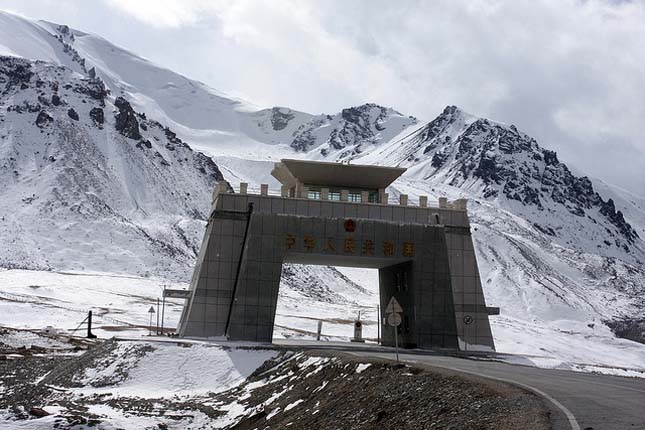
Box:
[463,315,474,325]
[387,313,402,327]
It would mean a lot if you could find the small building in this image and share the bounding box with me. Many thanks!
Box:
[177,159,497,351]
[271,158,406,203]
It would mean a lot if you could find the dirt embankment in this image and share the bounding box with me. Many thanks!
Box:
[231,351,550,430]
[0,335,550,430]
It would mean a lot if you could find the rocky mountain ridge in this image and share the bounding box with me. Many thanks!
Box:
[356,106,643,264]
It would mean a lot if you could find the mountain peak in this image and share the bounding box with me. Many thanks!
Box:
[360,107,642,261]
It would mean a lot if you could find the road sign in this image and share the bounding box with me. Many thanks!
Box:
[148,306,156,336]
[387,313,402,327]
[384,297,403,363]
[163,289,191,299]
[385,297,403,314]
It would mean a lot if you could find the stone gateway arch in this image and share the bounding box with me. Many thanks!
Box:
[177,159,498,351]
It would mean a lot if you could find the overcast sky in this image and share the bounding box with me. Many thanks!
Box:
[1,0,644,194]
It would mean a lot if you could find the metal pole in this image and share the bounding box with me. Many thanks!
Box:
[225,202,254,338]
[161,285,166,336]
[377,305,380,345]
[87,310,92,338]
[87,310,96,339]
[149,313,153,336]
[394,324,399,362]
[156,298,160,335]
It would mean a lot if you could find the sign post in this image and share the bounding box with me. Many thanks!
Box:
[156,298,160,334]
[376,304,380,345]
[148,306,155,336]
[316,320,323,341]
[161,285,166,335]
[385,297,403,362]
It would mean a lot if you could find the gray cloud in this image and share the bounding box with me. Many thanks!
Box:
[0,0,643,194]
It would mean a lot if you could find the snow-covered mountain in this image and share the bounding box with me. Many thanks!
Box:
[0,55,224,278]
[0,12,415,162]
[0,11,644,369]
[357,105,643,264]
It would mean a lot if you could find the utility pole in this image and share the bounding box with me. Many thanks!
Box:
[161,284,166,335]
[377,304,380,345]
[156,298,160,335]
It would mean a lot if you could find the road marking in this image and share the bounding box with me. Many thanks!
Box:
[350,352,581,430]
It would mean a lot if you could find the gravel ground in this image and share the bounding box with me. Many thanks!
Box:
[231,351,550,430]
[0,334,550,429]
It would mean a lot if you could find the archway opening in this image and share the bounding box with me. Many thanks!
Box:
[273,264,379,343]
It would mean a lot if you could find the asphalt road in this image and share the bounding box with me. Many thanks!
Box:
[355,351,645,430]
[273,340,645,430]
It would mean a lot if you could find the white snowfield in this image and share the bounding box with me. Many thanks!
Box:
[77,342,278,399]
[0,10,644,379]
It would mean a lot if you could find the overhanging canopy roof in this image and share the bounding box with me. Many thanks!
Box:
[271,159,406,190]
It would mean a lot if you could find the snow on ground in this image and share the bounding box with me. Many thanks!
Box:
[77,341,278,399]
[0,338,285,430]
[3,266,644,378]
[0,328,68,350]
[0,269,187,338]
[1,335,377,430]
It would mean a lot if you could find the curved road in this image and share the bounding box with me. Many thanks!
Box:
[274,340,645,430]
[361,351,645,430]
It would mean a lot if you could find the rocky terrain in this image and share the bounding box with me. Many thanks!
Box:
[0,331,549,430]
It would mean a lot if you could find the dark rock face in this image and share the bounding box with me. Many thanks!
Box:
[8,101,42,114]
[159,124,224,182]
[328,104,390,150]
[51,94,61,106]
[409,106,640,247]
[89,107,104,127]
[600,199,637,244]
[292,118,324,152]
[114,97,141,140]
[35,110,53,128]
[136,139,152,149]
[288,103,413,154]
[270,107,295,131]
[606,318,645,345]
[431,150,449,168]
[419,106,462,154]
[67,108,79,121]
[0,56,34,91]
[75,78,107,103]
[163,126,188,151]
